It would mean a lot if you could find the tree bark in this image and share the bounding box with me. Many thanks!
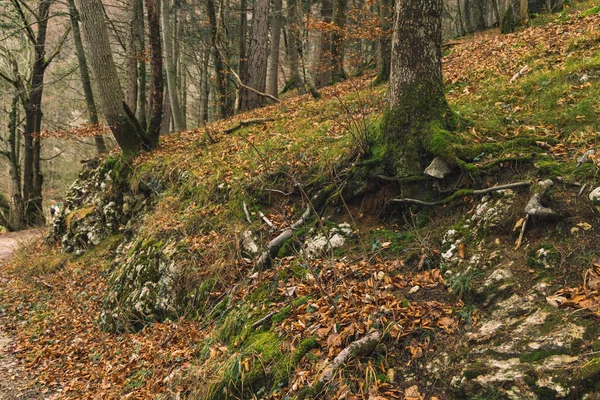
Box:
[135,0,147,129]
[268,0,283,98]
[206,0,230,119]
[381,0,450,176]
[374,0,392,84]
[330,0,347,82]
[126,0,138,112]
[317,0,333,86]
[78,0,150,155]
[66,0,107,154]
[238,0,270,111]
[285,0,304,93]
[161,0,186,131]
[238,0,248,96]
[7,94,24,231]
[145,0,163,145]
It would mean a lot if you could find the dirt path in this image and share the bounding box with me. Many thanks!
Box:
[0,229,46,400]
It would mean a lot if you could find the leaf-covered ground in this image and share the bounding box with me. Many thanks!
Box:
[1,2,600,399]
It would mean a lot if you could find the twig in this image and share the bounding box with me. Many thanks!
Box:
[514,214,529,251]
[228,66,281,104]
[223,118,277,134]
[392,182,530,206]
[251,311,277,330]
[243,202,252,224]
[578,183,587,197]
[258,211,276,230]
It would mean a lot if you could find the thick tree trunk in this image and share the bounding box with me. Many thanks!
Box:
[381,0,450,176]
[161,0,186,131]
[238,0,270,112]
[78,0,150,155]
[66,0,107,154]
[268,0,283,98]
[330,0,347,82]
[317,0,333,86]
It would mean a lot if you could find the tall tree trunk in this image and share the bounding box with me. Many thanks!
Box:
[145,0,164,145]
[381,0,449,177]
[238,0,270,111]
[135,0,147,129]
[66,0,107,154]
[330,0,347,82]
[206,0,229,119]
[161,0,186,131]
[286,0,304,92]
[22,0,52,226]
[374,0,392,84]
[268,0,283,98]
[78,0,150,155]
[238,0,248,94]
[317,0,333,86]
[7,94,24,231]
[126,0,138,112]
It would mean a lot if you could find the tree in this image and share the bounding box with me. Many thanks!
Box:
[238,0,270,111]
[162,0,186,131]
[330,0,347,82]
[380,0,454,176]
[268,0,283,98]
[0,0,70,226]
[77,0,163,154]
[374,0,392,84]
[66,0,107,154]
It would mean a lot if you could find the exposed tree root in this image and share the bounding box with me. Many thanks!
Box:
[223,118,277,134]
[314,331,381,392]
[391,182,530,207]
[255,206,311,270]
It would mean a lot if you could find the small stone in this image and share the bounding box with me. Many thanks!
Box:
[424,157,452,179]
[409,285,420,294]
[589,187,600,202]
[376,271,385,281]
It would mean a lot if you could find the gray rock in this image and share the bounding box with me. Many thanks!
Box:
[589,187,600,202]
[424,157,452,179]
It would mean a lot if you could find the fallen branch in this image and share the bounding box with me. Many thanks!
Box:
[391,182,530,207]
[255,206,311,270]
[243,202,252,224]
[251,311,277,330]
[228,66,281,104]
[258,211,276,230]
[315,331,381,390]
[224,118,277,134]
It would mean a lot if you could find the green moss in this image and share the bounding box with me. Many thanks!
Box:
[501,5,518,34]
[581,5,600,17]
[519,349,565,363]
[463,362,489,379]
[291,337,319,366]
[580,358,600,380]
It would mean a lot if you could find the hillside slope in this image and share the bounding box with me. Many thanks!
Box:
[1,4,600,399]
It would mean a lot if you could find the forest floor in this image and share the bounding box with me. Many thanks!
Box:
[1,2,600,398]
[0,230,45,400]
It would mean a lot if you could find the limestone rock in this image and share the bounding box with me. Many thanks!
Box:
[589,187,600,202]
[424,157,452,179]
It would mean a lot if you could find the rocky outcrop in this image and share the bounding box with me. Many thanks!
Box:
[49,159,150,255]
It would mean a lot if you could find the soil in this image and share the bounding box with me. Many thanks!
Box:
[0,229,45,400]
